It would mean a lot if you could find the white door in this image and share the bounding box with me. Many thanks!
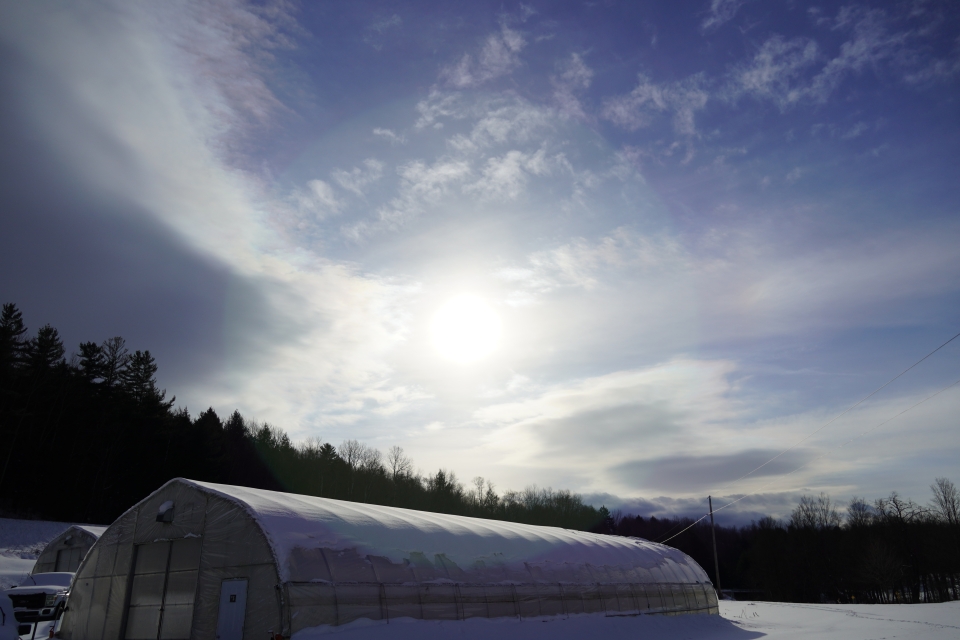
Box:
[215,580,247,640]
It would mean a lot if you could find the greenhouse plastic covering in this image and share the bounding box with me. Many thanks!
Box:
[33,525,107,574]
[60,478,717,640]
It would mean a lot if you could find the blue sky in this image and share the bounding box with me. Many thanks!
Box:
[1,0,958,523]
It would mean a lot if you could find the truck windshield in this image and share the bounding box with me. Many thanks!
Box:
[19,573,74,588]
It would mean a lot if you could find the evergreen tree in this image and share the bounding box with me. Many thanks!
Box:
[25,324,65,372]
[100,337,129,388]
[77,342,106,383]
[0,303,27,375]
[122,349,172,408]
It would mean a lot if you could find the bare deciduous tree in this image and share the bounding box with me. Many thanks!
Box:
[387,445,412,481]
[859,540,902,600]
[298,437,324,457]
[101,336,129,387]
[874,491,925,524]
[426,469,462,496]
[472,476,486,506]
[482,479,498,509]
[846,496,873,528]
[359,446,383,473]
[338,439,363,468]
[338,439,363,496]
[790,492,841,529]
[930,477,960,525]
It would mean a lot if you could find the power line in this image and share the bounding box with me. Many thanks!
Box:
[657,375,960,545]
[709,376,960,517]
[713,330,960,494]
[652,331,959,543]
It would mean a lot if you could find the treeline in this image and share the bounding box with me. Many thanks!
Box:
[600,483,960,604]
[0,303,603,530]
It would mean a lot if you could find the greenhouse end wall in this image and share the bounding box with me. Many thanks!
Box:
[60,482,283,640]
[33,527,106,574]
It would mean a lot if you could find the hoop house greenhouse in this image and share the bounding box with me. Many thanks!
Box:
[33,525,107,574]
[61,478,718,640]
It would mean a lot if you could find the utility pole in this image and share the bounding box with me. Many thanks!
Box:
[709,495,722,598]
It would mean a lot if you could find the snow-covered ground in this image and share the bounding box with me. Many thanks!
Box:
[718,601,960,639]
[290,601,960,640]
[0,518,77,588]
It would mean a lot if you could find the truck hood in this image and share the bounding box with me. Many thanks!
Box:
[5,586,67,596]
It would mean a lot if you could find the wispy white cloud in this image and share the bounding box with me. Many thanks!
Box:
[449,98,553,151]
[415,90,463,129]
[368,14,401,33]
[363,14,401,50]
[726,7,914,108]
[0,0,297,270]
[396,158,472,203]
[725,36,820,108]
[332,158,384,197]
[280,179,342,236]
[608,146,647,182]
[475,358,742,488]
[372,127,406,144]
[602,74,708,136]
[464,149,549,201]
[840,121,869,140]
[701,0,749,32]
[0,1,438,437]
[498,228,689,299]
[495,219,960,348]
[278,161,385,241]
[351,95,563,237]
[807,7,907,102]
[344,157,471,238]
[440,24,526,87]
[150,0,299,163]
[901,53,960,84]
[471,345,960,499]
[695,223,960,339]
[552,53,593,120]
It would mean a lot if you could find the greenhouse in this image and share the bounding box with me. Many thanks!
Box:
[60,478,718,640]
[33,525,107,574]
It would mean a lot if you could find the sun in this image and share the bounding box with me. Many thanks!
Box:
[430,294,501,363]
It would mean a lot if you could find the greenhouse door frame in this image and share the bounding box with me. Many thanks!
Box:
[120,538,201,640]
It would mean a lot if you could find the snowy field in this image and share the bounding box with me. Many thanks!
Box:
[2,518,959,638]
[292,601,960,639]
[0,518,77,588]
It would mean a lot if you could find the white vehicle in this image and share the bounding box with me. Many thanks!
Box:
[5,573,72,638]
[0,591,19,640]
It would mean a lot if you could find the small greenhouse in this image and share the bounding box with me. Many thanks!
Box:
[61,478,717,640]
[33,525,107,574]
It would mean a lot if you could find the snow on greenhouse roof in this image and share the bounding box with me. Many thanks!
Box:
[177,479,710,585]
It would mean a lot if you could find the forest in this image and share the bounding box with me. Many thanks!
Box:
[1,303,957,604]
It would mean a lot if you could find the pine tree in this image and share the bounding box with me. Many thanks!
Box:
[100,337,129,388]
[25,324,65,371]
[121,350,156,402]
[0,303,28,375]
[77,341,106,383]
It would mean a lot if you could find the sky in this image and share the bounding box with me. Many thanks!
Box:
[1,0,958,524]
